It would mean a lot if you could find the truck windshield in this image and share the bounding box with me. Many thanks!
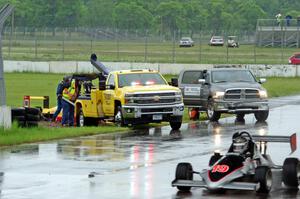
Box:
[118,73,167,88]
[212,70,256,83]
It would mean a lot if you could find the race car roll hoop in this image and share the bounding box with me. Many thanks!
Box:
[172,131,298,193]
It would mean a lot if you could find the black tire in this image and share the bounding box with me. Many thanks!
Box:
[114,106,125,127]
[209,154,223,166]
[254,111,269,122]
[170,122,181,130]
[26,121,39,128]
[25,107,41,115]
[282,158,300,188]
[206,99,221,122]
[12,115,25,122]
[11,107,25,116]
[26,113,40,121]
[255,166,272,193]
[175,162,193,191]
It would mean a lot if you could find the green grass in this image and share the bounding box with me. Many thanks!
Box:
[2,39,297,64]
[2,73,300,147]
[0,122,127,147]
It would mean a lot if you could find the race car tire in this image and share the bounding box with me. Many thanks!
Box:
[282,158,300,188]
[208,154,223,166]
[175,162,193,191]
[255,166,272,193]
[170,122,181,130]
[25,107,41,115]
[26,114,40,121]
[11,107,25,116]
[26,121,39,128]
[188,108,200,121]
[254,110,269,122]
[206,99,221,122]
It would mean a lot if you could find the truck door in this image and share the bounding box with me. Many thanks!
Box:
[179,70,205,109]
[102,74,115,116]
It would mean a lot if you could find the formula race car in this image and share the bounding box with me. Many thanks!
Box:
[172,131,298,193]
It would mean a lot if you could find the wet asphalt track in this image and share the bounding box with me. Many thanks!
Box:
[1,96,300,198]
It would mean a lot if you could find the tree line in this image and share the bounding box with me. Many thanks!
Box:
[1,0,300,35]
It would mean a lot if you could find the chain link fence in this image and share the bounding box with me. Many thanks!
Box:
[0,26,297,64]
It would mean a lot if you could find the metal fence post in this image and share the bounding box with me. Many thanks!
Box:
[62,28,65,61]
[198,31,202,63]
[116,28,119,61]
[144,29,148,62]
[34,28,37,60]
[172,30,176,63]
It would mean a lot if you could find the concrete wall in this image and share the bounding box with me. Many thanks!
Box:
[3,60,300,77]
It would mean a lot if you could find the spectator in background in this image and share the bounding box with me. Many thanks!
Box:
[62,79,77,126]
[297,16,300,27]
[285,15,292,26]
[52,76,70,122]
[275,13,282,26]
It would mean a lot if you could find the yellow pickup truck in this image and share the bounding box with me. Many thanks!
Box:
[73,55,184,130]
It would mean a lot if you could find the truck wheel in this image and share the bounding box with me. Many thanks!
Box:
[77,108,85,127]
[282,158,300,188]
[255,166,272,193]
[206,99,221,122]
[254,110,269,122]
[188,108,200,120]
[170,122,181,130]
[175,162,193,191]
[115,106,125,127]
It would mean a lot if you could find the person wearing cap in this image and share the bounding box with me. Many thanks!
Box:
[52,76,70,122]
[62,79,77,126]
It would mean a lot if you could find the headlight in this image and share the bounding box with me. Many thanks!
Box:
[213,91,225,99]
[125,93,134,104]
[259,90,268,98]
[175,91,182,102]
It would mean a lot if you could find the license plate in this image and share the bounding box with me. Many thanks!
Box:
[184,87,200,96]
[153,114,162,120]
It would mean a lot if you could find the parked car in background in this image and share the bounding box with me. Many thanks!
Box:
[227,36,239,48]
[179,37,194,47]
[289,53,300,65]
[209,36,224,46]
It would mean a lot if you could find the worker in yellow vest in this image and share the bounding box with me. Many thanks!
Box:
[62,79,77,126]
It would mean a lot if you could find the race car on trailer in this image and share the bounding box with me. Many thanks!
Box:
[172,131,298,193]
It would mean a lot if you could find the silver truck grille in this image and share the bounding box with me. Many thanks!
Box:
[224,89,259,100]
[132,92,176,105]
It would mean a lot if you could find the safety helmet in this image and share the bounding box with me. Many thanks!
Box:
[232,135,249,154]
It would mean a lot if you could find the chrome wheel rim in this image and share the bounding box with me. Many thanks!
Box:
[115,110,122,124]
[79,113,84,127]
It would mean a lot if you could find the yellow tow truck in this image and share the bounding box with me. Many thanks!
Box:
[72,54,184,130]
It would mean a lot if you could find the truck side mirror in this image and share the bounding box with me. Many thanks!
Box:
[106,84,115,90]
[170,78,178,87]
[99,80,106,90]
[259,78,266,84]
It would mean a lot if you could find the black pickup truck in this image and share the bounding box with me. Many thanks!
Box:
[176,68,269,122]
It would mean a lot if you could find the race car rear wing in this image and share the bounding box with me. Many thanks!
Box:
[252,133,297,154]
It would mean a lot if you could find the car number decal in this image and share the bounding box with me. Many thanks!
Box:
[212,164,229,173]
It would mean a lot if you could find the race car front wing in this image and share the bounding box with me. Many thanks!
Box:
[172,179,258,191]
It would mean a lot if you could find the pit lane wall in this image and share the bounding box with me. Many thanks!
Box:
[3,60,300,77]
